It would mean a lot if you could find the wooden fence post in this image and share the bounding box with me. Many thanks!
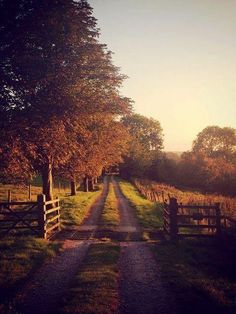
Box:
[28,184,31,200]
[56,196,61,231]
[37,194,47,239]
[8,189,11,203]
[215,203,221,236]
[169,197,178,241]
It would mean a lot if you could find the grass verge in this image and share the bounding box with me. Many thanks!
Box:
[153,238,236,314]
[60,243,120,314]
[100,182,119,228]
[60,185,102,227]
[0,236,61,311]
[118,179,163,229]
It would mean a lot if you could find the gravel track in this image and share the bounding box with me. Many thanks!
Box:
[14,177,175,314]
[16,240,90,314]
[119,242,175,314]
[82,176,109,226]
[15,177,109,314]
[112,178,176,314]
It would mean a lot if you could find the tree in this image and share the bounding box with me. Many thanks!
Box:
[58,113,130,193]
[0,0,131,199]
[176,126,236,195]
[120,114,163,178]
[193,126,236,162]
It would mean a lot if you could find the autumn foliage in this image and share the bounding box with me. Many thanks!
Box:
[0,0,131,199]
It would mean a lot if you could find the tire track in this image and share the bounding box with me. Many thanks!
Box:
[113,178,176,314]
[15,177,110,314]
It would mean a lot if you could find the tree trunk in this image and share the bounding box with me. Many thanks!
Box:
[83,177,89,192]
[94,177,98,184]
[70,179,77,196]
[41,162,53,201]
[89,178,94,191]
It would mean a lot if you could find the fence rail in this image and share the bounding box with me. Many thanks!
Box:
[163,197,236,240]
[0,194,60,239]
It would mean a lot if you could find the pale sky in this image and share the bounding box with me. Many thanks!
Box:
[89,0,236,151]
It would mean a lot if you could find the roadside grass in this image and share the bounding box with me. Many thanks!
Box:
[118,179,163,229]
[60,243,120,314]
[60,185,102,227]
[153,238,236,314]
[99,182,119,228]
[0,236,61,311]
[0,180,102,227]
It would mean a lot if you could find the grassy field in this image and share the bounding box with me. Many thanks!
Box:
[60,185,102,227]
[152,238,236,314]
[99,182,119,228]
[0,237,61,312]
[118,179,163,229]
[60,243,120,314]
[133,178,236,219]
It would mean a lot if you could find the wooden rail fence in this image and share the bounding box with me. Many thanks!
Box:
[0,194,60,239]
[164,197,236,240]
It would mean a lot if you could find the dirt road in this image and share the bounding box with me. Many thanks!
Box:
[112,178,176,314]
[15,177,109,314]
[15,176,175,314]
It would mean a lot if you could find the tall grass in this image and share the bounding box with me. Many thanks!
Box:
[133,178,236,219]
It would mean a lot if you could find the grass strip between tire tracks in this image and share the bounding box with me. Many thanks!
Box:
[60,243,120,314]
[100,182,119,228]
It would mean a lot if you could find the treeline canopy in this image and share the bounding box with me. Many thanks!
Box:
[0,0,132,199]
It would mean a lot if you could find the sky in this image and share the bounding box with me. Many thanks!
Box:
[89,0,236,151]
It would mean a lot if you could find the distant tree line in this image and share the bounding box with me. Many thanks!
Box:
[0,0,132,200]
[121,121,236,196]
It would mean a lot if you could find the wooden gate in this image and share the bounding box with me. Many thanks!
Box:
[163,197,223,240]
[0,194,60,239]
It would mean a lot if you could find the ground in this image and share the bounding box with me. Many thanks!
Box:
[1,176,236,314]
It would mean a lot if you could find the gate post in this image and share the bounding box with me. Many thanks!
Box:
[215,203,221,236]
[37,194,47,239]
[56,196,61,231]
[169,197,178,241]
